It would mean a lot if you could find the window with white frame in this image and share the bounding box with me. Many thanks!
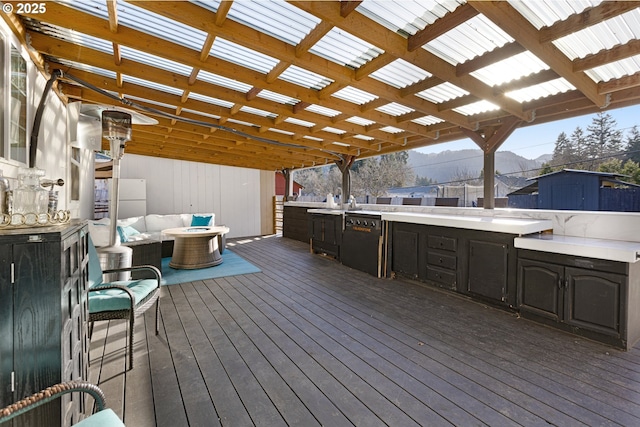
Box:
[0,29,28,165]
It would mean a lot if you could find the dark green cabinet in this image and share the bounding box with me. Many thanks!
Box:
[0,222,89,426]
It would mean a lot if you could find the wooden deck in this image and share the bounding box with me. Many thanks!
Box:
[89,235,640,426]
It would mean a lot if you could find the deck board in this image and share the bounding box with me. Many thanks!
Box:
[89,235,640,426]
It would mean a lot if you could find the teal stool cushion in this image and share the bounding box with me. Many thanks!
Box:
[73,408,125,427]
[89,279,158,313]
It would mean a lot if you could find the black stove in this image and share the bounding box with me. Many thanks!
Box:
[341,211,384,277]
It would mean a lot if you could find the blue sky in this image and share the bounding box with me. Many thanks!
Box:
[415,104,640,160]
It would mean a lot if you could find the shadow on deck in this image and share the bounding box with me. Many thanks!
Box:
[89,235,640,426]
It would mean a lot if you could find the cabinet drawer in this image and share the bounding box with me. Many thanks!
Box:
[427,234,457,252]
[427,251,456,270]
[426,266,457,288]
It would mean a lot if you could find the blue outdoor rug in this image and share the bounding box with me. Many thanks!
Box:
[160,250,261,286]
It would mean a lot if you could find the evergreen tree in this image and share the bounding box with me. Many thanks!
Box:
[551,131,579,167]
[569,126,589,167]
[625,125,640,164]
[586,112,623,160]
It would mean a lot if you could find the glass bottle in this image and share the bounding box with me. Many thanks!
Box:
[13,167,49,224]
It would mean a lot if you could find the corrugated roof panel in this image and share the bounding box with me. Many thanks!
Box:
[322,127,347,135]
[268,128,295,136]
[346,117,376,126]
[41,56,116,79]
[180,107,221,120]
[188,92,235,108]
[331,86,378,105]
[240,106,278,119]
[59,0,110,18]
[506,78,575,103]
[124,75,183,96]
[226,118,259,128]
[425,15,514,66]
[453,100,500,116]
[508,0,602,30]
[279,65,333,90]
[224,0,320,46]
[412,116,445,126]
[416,82,469,103]
[284,117,316,128]
[118,1,207,50]
[375,103,414,116]
[586,55,640,83]
[305,104,342,118]
[309,27,384,68]
[209,38,279,74]
[369,59,432,89]
[120,46,192,76]
[196,71,253,93]
[554,10,640,60]
[23,20,113,53]
[353,135,375,141]
[379,126,405,134]
[357,0,464,36]
[257,90,300,106]
[471,51,548,87]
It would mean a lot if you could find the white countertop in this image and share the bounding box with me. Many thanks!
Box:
[307,208,344,215]
[515,234,640,263]
[381,212,552,235]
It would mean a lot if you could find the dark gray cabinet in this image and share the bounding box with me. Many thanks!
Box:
[283,205,310,243]
[309,213,342,258]
[0,222,89,426]
[516,248,640,349]
[425,230,458,290]
[518,253,625,341]
[390,222,423,279]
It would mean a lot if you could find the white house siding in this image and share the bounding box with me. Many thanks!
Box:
[120,154,268,238]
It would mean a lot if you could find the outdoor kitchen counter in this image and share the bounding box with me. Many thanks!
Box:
[381,211,552,235]
[515,234,640,263]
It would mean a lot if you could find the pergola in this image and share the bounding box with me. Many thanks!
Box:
[5,0,640,207]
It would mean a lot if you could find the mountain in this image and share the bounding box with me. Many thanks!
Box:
[408,149,547,184]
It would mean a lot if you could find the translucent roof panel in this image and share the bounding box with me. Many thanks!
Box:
[586,55,640,83]
[278,65,333,90]
[369,59,432,89]
[353,134,375,141]
[41,56,116,79]
[180,107,221,120]
[224,0,320,46]
[188,92,235,108]
[379,126,405,134]
[309,27,384,69]
[120,46,192,76]
[471,52,549,87]
[284,117,316,128]
[416,82,469,103]
[346,117,376,126]
[508,0,603,30]
[305,104,342,118]
[412,116,445,126]
[322,127,347,135]
[425,15,514,66]
[375,103,414,117]
[59,0,110,19]
[22,20,113,53]
[123,75,183,96]
[257,89,300,106]
[118,1,207,50]
[197,71,253,93]
[239,106,278,119]
[357,0,464,36]
[209,38,279,74]
[506,78,575,103]
[553,10,640,60]
[331,86,378,105]
[453,100,500,116]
